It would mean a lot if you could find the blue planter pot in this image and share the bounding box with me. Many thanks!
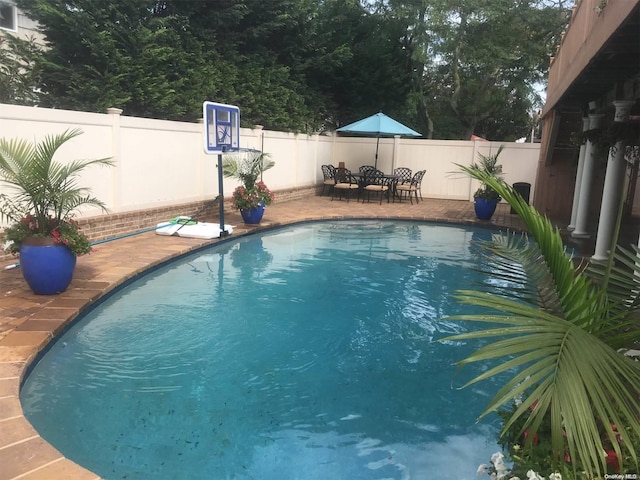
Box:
[20,238,77,295]
[474,198,498,220]
[240,203,265,224]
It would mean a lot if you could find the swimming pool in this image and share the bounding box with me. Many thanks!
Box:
[21,220,506,479]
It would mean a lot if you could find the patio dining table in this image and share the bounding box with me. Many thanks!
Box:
[351,172,399,200]
[352,171,398,184]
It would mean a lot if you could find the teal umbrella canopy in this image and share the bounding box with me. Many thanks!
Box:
[337,112,421,137]
[336,112,421,168]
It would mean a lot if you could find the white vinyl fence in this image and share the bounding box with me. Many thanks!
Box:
[0,103,540,225]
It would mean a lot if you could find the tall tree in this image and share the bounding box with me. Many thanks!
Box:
[371,0,437,138]
[0,33,41,105]
[426,0,568,139]
[11,0,567,138]
[378,0,568,140]
[15,0,226,120]
[14,0,326,128]
[308,0,414,129]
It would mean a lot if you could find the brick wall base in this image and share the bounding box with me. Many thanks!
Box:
[0,185,321,264]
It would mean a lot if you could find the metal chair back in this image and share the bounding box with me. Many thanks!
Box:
[393,167,412,185]
[320,164,337,195]
[359,165,377,175]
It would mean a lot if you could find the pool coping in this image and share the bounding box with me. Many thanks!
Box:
[0,198,528,480]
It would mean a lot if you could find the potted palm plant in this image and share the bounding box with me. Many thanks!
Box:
[0,128,113,294]
[222,149,275,224]
[470,145,504,220]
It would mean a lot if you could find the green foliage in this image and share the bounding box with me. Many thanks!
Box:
[441,167,640,477]
[11,0,567,139]
[469,145,504,200]
[0,33,41,105]
[413,0,569,139]
[0,129,113,255]
[222,149,275,210]
[2,214,92,256]
[230,182,274,211]
[496,397,640,478]
[222,149,275,191]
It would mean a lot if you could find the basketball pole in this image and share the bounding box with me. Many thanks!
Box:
[203,101,238,238]
[217,146,229,237]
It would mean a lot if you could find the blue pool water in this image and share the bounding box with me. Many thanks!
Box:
[21,221,506,480]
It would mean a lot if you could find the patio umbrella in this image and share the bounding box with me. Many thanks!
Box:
[336,112,421,170]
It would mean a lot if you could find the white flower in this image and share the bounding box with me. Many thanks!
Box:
[490,451,505,465]
[526,471,544,480]
[548,473,562,480]
[477,464,489,476]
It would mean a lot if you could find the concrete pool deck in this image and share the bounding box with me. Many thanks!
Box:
[0,196,532,479]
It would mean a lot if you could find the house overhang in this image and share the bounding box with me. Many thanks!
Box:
[543,1,640,116]
[540,1,640,165]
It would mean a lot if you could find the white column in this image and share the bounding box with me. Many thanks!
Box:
[107,107,123,212]
[568,116,591,230]
[391,135,400,172]
[592,100,635,260]
[254,124,264,152]
[197,117,207,199]
[572,113,604,238]
[331,131,337,167]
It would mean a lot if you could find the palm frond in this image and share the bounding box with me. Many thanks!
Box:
[589,244,640,310]
[443,168,640,476]
[443,291,640,476]
[471,231,564,314]
[0,129,113,234]
[222,149,274,190]
[456,167,609,333]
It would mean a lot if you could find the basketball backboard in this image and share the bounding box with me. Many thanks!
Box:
[203,101,240,154]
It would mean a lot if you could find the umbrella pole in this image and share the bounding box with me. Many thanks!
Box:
[374,136,380,170]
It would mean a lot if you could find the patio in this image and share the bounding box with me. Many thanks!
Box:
[1,196,529,479]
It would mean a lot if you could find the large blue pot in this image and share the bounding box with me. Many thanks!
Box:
[20,238,77,295]
[240,203,265,224]
[474,198,498,220]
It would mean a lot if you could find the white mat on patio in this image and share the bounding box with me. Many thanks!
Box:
[156,222,234,239]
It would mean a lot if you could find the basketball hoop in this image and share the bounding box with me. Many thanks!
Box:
[203,102,240,154]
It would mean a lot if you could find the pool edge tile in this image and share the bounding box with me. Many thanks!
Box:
[0,436,64,480]
[10,458,100,480]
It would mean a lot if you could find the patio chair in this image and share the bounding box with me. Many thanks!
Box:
[332,168,361,202]
[321,164,336,196]
[393,167,412,186]
[359,165,377,175]
[362,171,392,204]
[396,169,426,204]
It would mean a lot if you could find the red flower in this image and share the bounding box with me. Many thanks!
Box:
[606,449,620,472]
[523,429,539,445]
